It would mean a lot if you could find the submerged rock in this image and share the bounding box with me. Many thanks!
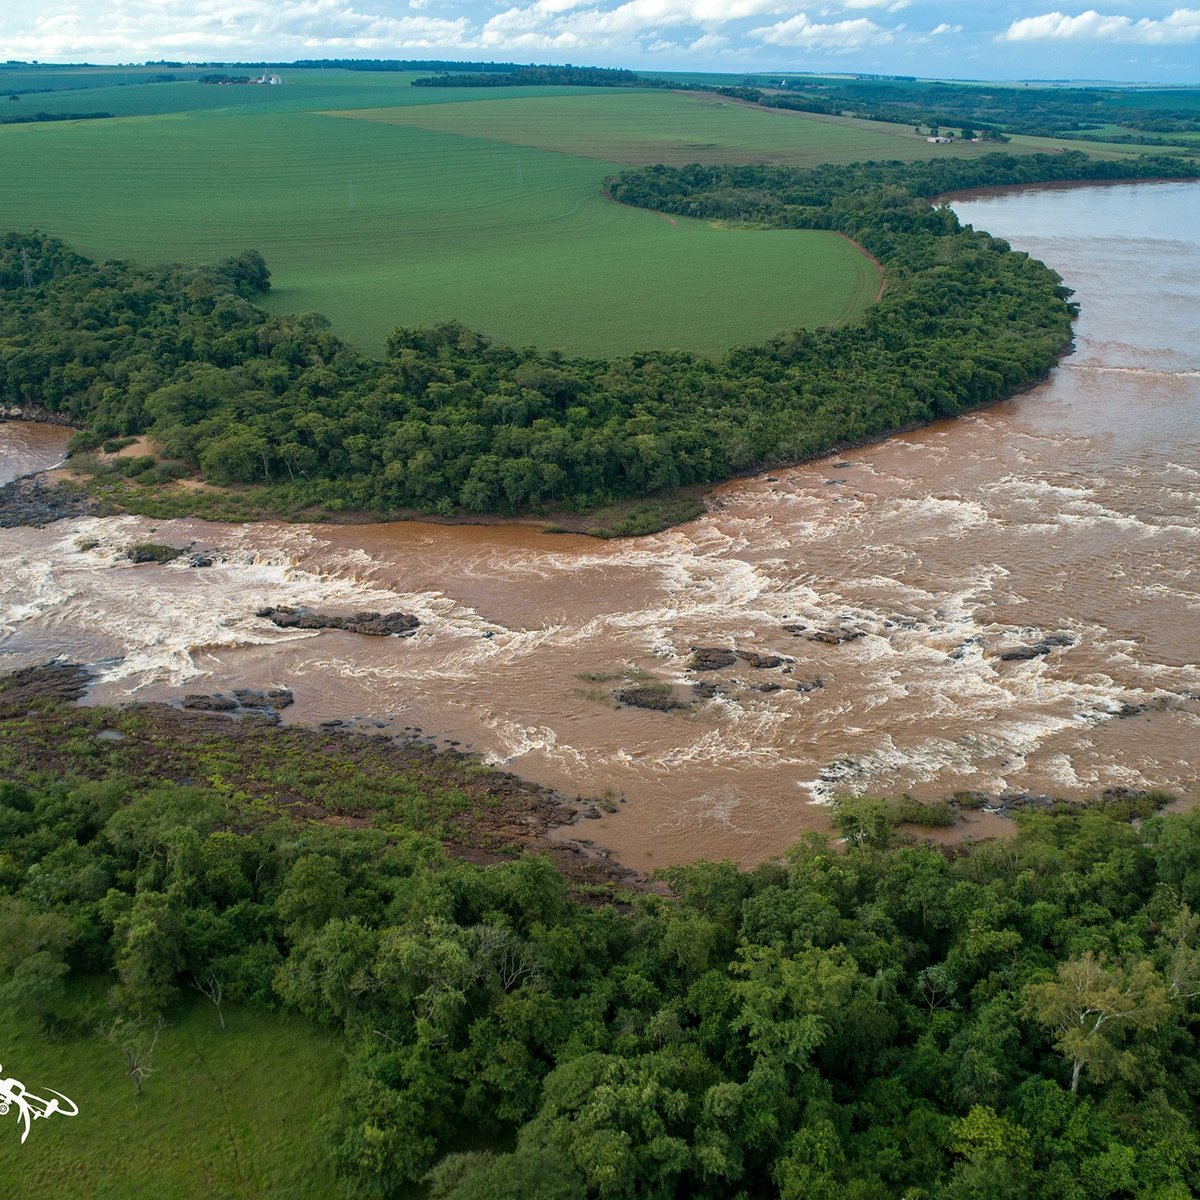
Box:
[735,650,789,669]
[257,606,421,637]
[807,627,864,646]
[997,633,1075,662]
[233,687,294,710]
[688,647,738,671]
[127,542,186,565]
[181,693,239,712]
[614,684,689,712]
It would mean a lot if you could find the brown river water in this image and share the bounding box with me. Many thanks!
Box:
[2,180,1198,870]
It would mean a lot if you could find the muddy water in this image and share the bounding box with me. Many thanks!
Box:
[2,180,1199,870]
[0,422,70,486]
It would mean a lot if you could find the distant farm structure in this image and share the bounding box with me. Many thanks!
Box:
[199,72,282,86]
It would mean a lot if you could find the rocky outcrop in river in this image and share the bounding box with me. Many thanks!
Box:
[0,476,97,527]
[256,607,421,636]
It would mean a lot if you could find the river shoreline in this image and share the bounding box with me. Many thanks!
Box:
[0,660,649,892]
[0,363,1062,539]
[3,179,1198,871]
[3,659,1178,883]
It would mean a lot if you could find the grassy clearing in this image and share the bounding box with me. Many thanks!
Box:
[0,105,879,355]
[0,1000,344,1199]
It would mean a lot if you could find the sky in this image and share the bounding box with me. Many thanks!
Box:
[4,1,1199,83]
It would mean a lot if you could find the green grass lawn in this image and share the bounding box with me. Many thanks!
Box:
[0,1000,344,1198]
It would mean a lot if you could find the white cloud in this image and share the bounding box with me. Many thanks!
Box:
[930,22,961,35]
[479,0,795,54]
[751,12,894,49]
[1001,7,1200,44]
[3,0,472,59]
[838,0,909,11]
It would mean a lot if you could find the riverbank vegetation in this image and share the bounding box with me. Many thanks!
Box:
[4,667,1200,1197]
[3,152,1191,527]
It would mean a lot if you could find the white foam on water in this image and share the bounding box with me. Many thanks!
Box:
[480,717,588,768]
[2,515,458,688]
[0,554,70,638]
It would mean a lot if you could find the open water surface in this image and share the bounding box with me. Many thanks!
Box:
[2,179,1198,869]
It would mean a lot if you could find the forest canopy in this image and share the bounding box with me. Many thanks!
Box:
[0,151,1193,523]
[2,678,1199,1199]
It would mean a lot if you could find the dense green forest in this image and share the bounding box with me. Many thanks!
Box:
[0,152,1193,526]
[4,673,1200,1198]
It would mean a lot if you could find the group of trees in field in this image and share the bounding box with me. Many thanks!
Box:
[0,152,1192,521]
[6,694,1200,1197]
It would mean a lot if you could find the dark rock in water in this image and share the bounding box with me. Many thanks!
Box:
[318,719,345,729]
[794,677,824,693]
[998,632,1075,661]
[808,628,864,646]
[187,553,215,568]
[688,647,737,671]
[128,542,186,565]
[614,684,688,712]
[0,476,97,528]
[0,661,93,711]
[833,462,851,470]
[691,681,721,700]
[233,687,294,710]
[181,693,238,712]
[735,650,788,669]
[998,645,1045,662]
[781,623,808,636]
[257,606,420,637]
[751,682,782,693]
[985,791,1055,815]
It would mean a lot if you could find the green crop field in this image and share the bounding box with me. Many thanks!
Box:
[0,65,1137,357]
[0,1001,344,1199]
[336,88,1076,167]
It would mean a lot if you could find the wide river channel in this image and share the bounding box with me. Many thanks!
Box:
[3,179,1198,870]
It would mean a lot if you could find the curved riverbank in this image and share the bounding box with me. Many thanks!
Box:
[2,179,1198,871]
